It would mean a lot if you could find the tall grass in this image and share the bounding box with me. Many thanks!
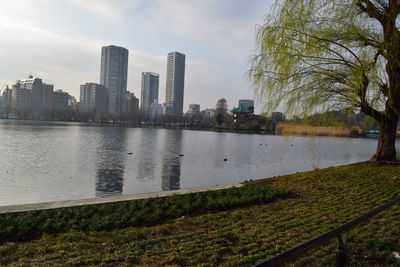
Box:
[276,123,357,137]
[0,184,288,243]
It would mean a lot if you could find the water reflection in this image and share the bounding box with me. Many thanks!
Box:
[136,129,159,181]
[95,127,126,197]
[161,130,183,191]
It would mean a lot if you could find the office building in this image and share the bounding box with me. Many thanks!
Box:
[80,83,108,113]
[11,82,31,110]
[164,52,185,116]
[31,78,46,112]
[201,109,216,120]
[188,104,200,116]
[100,45,129,114]
[126,91,139,114]
[52,90,69,110]
[150,100,162,119]
[68,95,78,111]
[10,76,54,112]
[1,86,12,111]
[45,84,54,110]
[238,99,254,110]
[140,72,159,116]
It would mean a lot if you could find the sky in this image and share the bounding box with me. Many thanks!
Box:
[0,0,274,112]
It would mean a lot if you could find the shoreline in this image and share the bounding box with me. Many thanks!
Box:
[0,184,243,214]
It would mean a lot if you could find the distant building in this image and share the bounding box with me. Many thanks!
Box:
[164,52,185,116]
[238,99,254,110]
[100,45,129,114]
[11,79,33,110]
[68,95,78,111]
[80,83,108,113]
[201,108,216,120]
[271,112,284,122]
[45,84,54,110]
[231,105,264,129]
[52,90,69,110]
[126,91,139,114]
[10,76,54,113]
[150,100,162,119]
[140,72,159,116]
[31,78,46,112]
[1,86,12,110]
[188,104,200,116]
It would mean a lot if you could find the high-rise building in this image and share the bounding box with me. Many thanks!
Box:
[100,45,129,114]
[52,90,69,110]
[140,72,159,116]
[238,99,254,110]
[188,104,200,116]
[164,52,185,116]
[126,91,139,114]
[80,83,108,113]
[150,100,162,119]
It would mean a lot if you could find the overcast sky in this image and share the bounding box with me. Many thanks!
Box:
[0,0,274,112]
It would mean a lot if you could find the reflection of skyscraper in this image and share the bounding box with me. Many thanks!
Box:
[100,45,129,115]
[161,130,183,191]
[95,127,126,197]
[136,128,159,181]
[164,52,185,116]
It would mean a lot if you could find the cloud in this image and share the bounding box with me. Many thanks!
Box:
[139,0,267,63]
[0,0,272,112]
[67,0,144,21]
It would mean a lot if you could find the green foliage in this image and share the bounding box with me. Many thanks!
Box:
[0,184,287,243]
[249,0,399,121]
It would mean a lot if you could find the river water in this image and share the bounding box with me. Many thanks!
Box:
[0,120,395,206]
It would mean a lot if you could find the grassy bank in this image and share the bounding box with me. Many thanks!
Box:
[0,184,287,243]
[1,163,400,266]
[276,122,358,137]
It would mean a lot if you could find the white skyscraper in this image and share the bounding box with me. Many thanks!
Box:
[164,52,185,116]
[100,45,129,115]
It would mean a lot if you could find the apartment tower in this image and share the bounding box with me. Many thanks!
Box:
[100,45,129,114]
[164,52,185,116]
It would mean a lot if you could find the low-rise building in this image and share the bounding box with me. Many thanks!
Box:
[188,104,200,116]
[200,108,216,120]
[53,90,69,110]
[126,91,139,114]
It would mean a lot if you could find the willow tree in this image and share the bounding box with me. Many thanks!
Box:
[249,0,400,161]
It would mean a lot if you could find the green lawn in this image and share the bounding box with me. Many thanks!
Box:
[1,162,400,266]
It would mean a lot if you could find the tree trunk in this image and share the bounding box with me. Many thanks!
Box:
[371,118,398,162]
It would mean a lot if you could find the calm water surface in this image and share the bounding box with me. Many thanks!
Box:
[0,120,395,206]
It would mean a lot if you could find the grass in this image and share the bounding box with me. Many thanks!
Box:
[276,122,357,137]
[1,162,400,266]
[0,183,287,243]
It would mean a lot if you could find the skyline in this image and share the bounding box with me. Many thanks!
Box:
[0,0,275,112]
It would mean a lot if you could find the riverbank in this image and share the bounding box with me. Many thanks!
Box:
[1,162,400,266]
[276,122,359,137]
